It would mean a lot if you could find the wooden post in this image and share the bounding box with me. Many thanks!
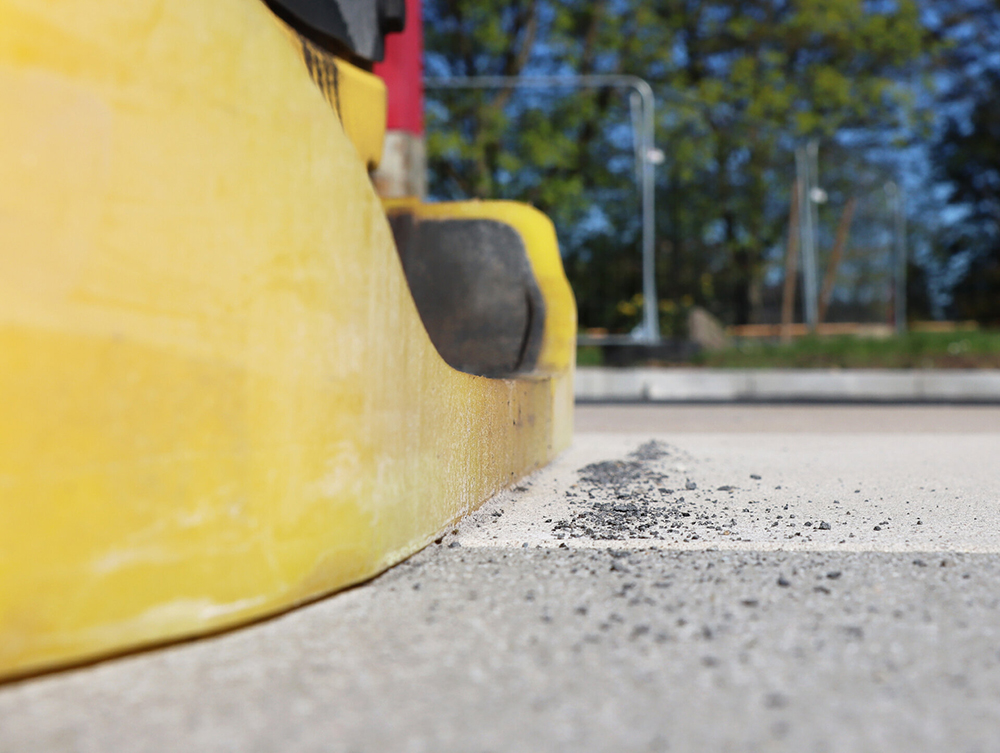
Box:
[780,179,800,343]
[817,196,857,324]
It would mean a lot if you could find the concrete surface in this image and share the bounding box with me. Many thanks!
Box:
[575,403,1000,433]
[2,404,1000,752]
[575,366,1000,402]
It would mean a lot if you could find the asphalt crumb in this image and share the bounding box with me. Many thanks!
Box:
[543,440,908,546]
[555,442,722,542]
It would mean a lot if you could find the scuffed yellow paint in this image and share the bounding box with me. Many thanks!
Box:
[283,27,387,169]
[0,0,574,679]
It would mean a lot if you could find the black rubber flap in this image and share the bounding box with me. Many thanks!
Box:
[266,0,405,61]
[389,213,547,377]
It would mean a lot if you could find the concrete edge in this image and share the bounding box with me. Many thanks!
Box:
[574,367,1000,403]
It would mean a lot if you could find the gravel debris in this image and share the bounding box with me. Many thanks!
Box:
[552,442,721,542]
[538,439,890,548]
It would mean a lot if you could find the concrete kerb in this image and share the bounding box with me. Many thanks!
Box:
[575,367,1000,403]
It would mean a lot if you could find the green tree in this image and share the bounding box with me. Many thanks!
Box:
[425,0,932,328]
[927,1,1000,323]
[934,71,1000,323]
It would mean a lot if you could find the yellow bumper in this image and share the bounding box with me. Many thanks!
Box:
[0,0,575,679]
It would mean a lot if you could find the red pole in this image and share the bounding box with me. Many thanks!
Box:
[374,0,424,136]
[373,0,426,197]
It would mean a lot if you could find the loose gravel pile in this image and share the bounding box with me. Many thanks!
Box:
[540,439,892,547]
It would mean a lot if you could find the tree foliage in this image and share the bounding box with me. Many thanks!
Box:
[929,0,1000,323]
[425,0,933,328]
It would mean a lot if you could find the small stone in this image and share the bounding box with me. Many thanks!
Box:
[777,576,791,587]
[685,480,697,490]
[764,692,788,709]
[826,571,841,579]
[873,525,881,531]
[448,541,461,548]
[818,521,831,530]
[750,474,762,480]
[913,559,927,567]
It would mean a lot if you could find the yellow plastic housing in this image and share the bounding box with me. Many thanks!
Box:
[0,0,575,679]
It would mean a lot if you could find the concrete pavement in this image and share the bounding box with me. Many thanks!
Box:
[2,404,1000,752]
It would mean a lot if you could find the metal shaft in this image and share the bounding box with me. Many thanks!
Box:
[888,181,907,334]
[425,75,661,342]
[796,143,820,330]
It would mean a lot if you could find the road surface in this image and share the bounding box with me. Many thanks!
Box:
[3,404,999,752]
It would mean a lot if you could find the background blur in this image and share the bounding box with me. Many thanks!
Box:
[420,0,1000,358]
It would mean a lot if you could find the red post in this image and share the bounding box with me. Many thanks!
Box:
[373,0,426,197]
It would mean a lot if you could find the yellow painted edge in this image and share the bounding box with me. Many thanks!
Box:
[279,22,387,168]
[0,0,572,679]
[330,58,386,169]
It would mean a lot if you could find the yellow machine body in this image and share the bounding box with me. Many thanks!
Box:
[0,0,575,679]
